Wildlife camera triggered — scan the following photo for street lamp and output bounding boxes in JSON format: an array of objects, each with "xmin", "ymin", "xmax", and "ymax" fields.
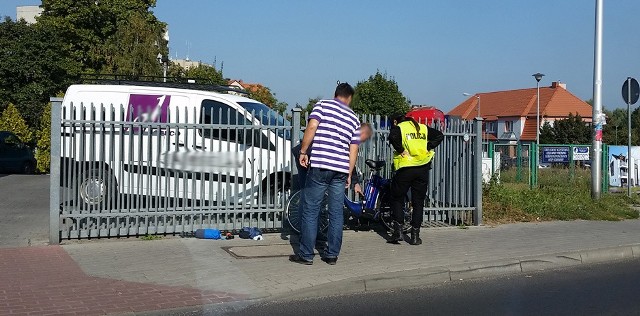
[
  {"xmin": 157, "ymin": 53, "xmax": 168, "ymax": 82},
  {"xmin": 532, "ymin": 73, "xmax": 545, "ymax": 171}
]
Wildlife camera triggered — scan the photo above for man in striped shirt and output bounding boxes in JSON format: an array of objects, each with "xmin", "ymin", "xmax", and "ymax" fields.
[{"xmin": 290, "ymin": 83, "xmax": 361, "ymax": 265}]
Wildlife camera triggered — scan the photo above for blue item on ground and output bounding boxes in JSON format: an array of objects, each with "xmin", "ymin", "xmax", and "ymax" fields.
[
  {"xmin": 194, "ymin": 228, "xmax": 221, "ymax": 240},
  {"xmin": 239, "ymin": 227, "xmax": 262, "ymax": 239}
]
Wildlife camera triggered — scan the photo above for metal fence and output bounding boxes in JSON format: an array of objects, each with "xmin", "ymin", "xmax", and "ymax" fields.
[{"xmin": 49, "ymin": 97, "xmax": 483, "ymax": 243}]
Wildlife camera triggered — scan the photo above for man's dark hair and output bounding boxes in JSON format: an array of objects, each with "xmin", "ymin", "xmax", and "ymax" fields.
[{"xmin": 334, "ymin": 83, "xmax": 355, "ymax": 98}]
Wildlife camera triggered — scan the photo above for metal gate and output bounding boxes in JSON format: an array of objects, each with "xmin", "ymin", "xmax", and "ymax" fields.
[{"xmin": 49, "ymin": 98, "xmax": 483, "ymax": 243}]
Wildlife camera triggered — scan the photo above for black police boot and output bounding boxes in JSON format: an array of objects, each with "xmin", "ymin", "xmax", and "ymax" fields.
[
  {"xmin": 388, "ymin": 221, "xmax": 403, "ymax": 244},
  {"xmin": 410, "ymin": 227, "xmax": 422, "ymax": 245}
]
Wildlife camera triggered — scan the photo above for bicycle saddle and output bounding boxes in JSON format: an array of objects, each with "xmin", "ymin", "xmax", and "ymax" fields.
[{"xmin": 365, "ymin": 159, "xmax": 386, "ymax": 170}]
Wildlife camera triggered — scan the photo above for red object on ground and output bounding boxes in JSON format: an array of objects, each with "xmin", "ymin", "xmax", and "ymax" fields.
[{"xmin": 406, "ymin": 106, "xmax": 445, "ymax": 127}]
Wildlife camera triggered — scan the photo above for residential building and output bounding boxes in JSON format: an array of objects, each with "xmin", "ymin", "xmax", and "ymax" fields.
[
  {"xmin": 448, "ymin": 82, "xmax": 592, "ymax": 144},
  {"xmin": 16, "ymin": 5, "xmax": 43, "ymax": 24},
  {"xmin": 171, "ymin": 58, "xmax": 211, "ymax": 70},
  {"xmin": 227, "ymin": 79, "xmax": 264, "ymax": 95}
]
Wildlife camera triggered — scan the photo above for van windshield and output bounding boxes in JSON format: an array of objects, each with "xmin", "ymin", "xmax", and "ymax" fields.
[{"xmin": 238, "ymin": 102, "xmax": 291, "ymax": 140}]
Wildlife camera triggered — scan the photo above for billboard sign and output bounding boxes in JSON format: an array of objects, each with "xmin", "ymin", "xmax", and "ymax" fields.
[{"xmin": 542, "ymin": 147, "xmax": 570, "ymax": 163}]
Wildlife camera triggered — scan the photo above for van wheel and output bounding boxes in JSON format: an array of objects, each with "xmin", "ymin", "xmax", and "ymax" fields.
[{"xmin": 75, "ymin": 166, "xmax": 118, "ymax": 210}]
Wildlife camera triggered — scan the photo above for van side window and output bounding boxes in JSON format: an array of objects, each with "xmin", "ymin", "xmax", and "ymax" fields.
[
  {"xmin": 200, "ymin": 99, "xmax": 249, "ymax": 142},
  {"xmin": 200, "ymin": 99, "xmax": 276, "ymax": 150}
]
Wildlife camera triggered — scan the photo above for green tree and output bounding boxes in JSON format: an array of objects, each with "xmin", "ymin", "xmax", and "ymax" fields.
[
  {"xmin": 605, "ymin": 107, "xmax": 640, "ymax": 146},
  {"xmin": 273, "ymin": 101, "xmax": 288, "ymax": 114},
  {"xmin": 351, "ymin": 71, "xmax": 410, "ymax": 116},
  {"xmin": 38, "ymin": 0, "xmax": 167, "ymax": 75},
  {"xmin": 0, "ymin": 18, "xmax": 79, "ymax": 126},
  {"xmin": 35, "ymin": 103, "xmax": 52, "ymax": 172},
  {"xmin": 539, "ymin": 122, "xmax": 555, "ymax": 144},
  {"xmin": 304, "ymin": 97, "xmax": 320, "ymax": 115},
  {"xmin": 184, "ymin": 64, "xmax": 225, "ymax": 85},
  {"xmin": 0, "ymin": 104, "xmax": 33, "ymax": 144},
  {"xmin": 102, "ymin": 11, "xmax": 164, "ymax": 77},
  {"xmin": 248, "ymin": 85, "xmax": 278, "ymax": 108},
  {"xmin": 543, "ymin": 113, "xmax": 591, "ymax": 144}
]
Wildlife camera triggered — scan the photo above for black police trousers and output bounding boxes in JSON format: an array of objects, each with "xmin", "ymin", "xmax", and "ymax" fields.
[{"xmin": 389, "ymin": 164, "xmax": 430, "ymax": 228}]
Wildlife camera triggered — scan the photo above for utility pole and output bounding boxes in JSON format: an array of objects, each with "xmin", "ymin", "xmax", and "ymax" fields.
[{"xmin": 591, "ymin": 0, "xmax": 604, "ymax": 199}]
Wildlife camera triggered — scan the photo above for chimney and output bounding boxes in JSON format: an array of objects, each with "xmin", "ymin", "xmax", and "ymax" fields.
[{"xmin": 551, "ymin": 81, "xmax": 567, "ymax": 89}]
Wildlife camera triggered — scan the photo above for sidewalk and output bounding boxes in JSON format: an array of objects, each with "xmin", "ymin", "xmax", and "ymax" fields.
[{"xmin": 2, "ymin": 220, "xmax": 640, "ymax": 315}]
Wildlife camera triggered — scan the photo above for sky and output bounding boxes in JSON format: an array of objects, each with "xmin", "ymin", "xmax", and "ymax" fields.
[{"xmin": 3, "ymin": 0, "xmax": 640, "ymax": 112}]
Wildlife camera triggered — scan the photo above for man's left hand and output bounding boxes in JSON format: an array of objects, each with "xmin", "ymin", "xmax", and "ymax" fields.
[{"xmin": 354, "ymin": 183, "xmax": 363, "ymax": 196}]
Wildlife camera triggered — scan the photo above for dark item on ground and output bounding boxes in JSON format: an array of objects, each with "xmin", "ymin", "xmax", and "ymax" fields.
[{"xmin": 239, "ymin": 227, "xmax": 262, "ymax": 239}]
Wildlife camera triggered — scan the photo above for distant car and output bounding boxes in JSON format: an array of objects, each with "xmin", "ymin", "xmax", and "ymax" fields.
[
  {"xmin": 539, "ymin": 164, "xmax": 551, "ymax": 169},
  {"xmin": 0, "ymin": 131, "xmax": 36, "ymax": 174}
]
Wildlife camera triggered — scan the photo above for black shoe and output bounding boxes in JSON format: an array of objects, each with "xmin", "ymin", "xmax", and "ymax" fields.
[
  {"xmin": 388, "ymin": 221, "xmax": 404, "ymax": 244},
  {"xmin": 289, "ymin": 254, "xmax": 313, "ymax": 265},
  {"xmin": 410, "ymin": 227, "xmax": 422, "ymax": 245},
  {"xmin": 321, "ymin": 257, "xmax": 338, "ymax": 265}
]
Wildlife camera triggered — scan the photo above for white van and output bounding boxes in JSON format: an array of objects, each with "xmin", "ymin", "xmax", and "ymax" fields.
[{"xmin": 60, "ymin": 84, "xmax": 292, "ymax": 210}]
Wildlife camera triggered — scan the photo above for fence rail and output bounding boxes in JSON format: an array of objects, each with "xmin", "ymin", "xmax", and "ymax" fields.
[{"xmin": 49, "ymin": 97, "xmax": 482, "ymax": 243}]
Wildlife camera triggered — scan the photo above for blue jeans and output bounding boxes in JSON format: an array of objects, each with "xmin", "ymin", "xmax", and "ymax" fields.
[
  {"xmin": 299, "ymin": 167, "xmax": 347, "ymax": 260},
  {"xmin": 295, "ymin": 160, "xmax": 327, "ymax": 244}
]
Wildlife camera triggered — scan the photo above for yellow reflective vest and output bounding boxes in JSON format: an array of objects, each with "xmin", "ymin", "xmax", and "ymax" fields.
[{"xmin": 393, "ymin": 121, "xmax": 435, "ymax": 170}]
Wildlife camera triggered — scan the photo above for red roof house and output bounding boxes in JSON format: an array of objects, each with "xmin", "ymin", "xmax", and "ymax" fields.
[{"xmin": 448, "ymin": 82, "xmax": 592, "ymax": 142}]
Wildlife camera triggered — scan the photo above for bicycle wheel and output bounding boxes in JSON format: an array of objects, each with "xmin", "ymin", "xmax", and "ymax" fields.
[
  {"xmin": 377, "ymin": 192, "xmax": 413, "ymax": 233},
  {"xmin": 285, "ymin": 190, "xmax": 330, "ymax": 235}
]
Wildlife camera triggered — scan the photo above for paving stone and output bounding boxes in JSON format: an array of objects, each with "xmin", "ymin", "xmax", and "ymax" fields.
[{"xmin": 3, "ymin": 220, "xmax": 640, "ymax": 314}]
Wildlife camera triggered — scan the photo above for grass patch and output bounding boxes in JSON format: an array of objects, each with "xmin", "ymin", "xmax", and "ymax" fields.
[{"xmin": 484, "ymin": 168, "xmax": 639, "ymax": 224}]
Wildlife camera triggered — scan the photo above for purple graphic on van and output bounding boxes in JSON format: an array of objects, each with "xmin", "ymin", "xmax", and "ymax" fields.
[{"xmin": 126, "ymin": 94, "xmax": 171, "ymax": 123}]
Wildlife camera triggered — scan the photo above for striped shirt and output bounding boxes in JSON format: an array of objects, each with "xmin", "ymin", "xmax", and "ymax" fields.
[{"xmin": 308, "ymin": 99, "xmax": 361, "ymax": 174}]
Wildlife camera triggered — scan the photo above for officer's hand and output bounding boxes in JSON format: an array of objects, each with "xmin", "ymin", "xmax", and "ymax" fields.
[{"xmin": 401, "ymin": 150, "xmax": 409, "ymax": 157}]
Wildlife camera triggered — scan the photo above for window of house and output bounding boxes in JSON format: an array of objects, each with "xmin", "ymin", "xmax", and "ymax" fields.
[
  {"xmin": 504, "ymin": 121, "xmax": 513, "ymax": 132},
  {"xmin": 486, "ymin": 122, "xmax": 497, "ymax": 132}
]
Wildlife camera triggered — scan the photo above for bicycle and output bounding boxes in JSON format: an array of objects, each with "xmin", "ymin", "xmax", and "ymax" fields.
[{"xmin": 285, "ymin": 159, "xmax": 413, "ymax": 234}]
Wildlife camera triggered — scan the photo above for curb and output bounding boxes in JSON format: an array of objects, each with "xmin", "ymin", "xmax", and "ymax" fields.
[{"xmin": 270, "ymin": 243, "xmax": 640, "ymax": 302}]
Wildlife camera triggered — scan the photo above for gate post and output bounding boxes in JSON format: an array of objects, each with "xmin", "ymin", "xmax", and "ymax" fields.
[
  {"xmin": 474, "ymin": 118, "xmax": 483, "ymax": 226},
  {"xmin": 291, "ymin": 107, "xmax": 302, "ymax": 191},
  {"xmin": 49, "ymin": 97, "xmax": 63, "ymax": 245}
]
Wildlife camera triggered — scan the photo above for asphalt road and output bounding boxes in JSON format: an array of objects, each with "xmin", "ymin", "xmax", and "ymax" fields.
[
  {"xmin": 0, "ymin": 174, "xmax": 50, "ymax": 247},
  {"xmin": 232, "ymin": 259, "xmax": 640, "ymax": 316}
]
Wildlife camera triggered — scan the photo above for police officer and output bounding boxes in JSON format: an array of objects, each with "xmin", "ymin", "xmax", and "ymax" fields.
[{"xmin": 388, "ymin": 114, "xmax": 444, "ymax": 245}]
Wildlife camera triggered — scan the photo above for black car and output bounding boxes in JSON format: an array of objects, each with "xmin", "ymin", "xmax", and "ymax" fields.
[{"xmin": 0, "ymin": 131, "xmax": 36, "ymax": 174}]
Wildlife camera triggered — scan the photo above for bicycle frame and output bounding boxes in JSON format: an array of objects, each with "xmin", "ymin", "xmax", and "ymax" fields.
[{"xmin": 343, "ymin": 169, "xmax": 390, "ymax": 218}]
